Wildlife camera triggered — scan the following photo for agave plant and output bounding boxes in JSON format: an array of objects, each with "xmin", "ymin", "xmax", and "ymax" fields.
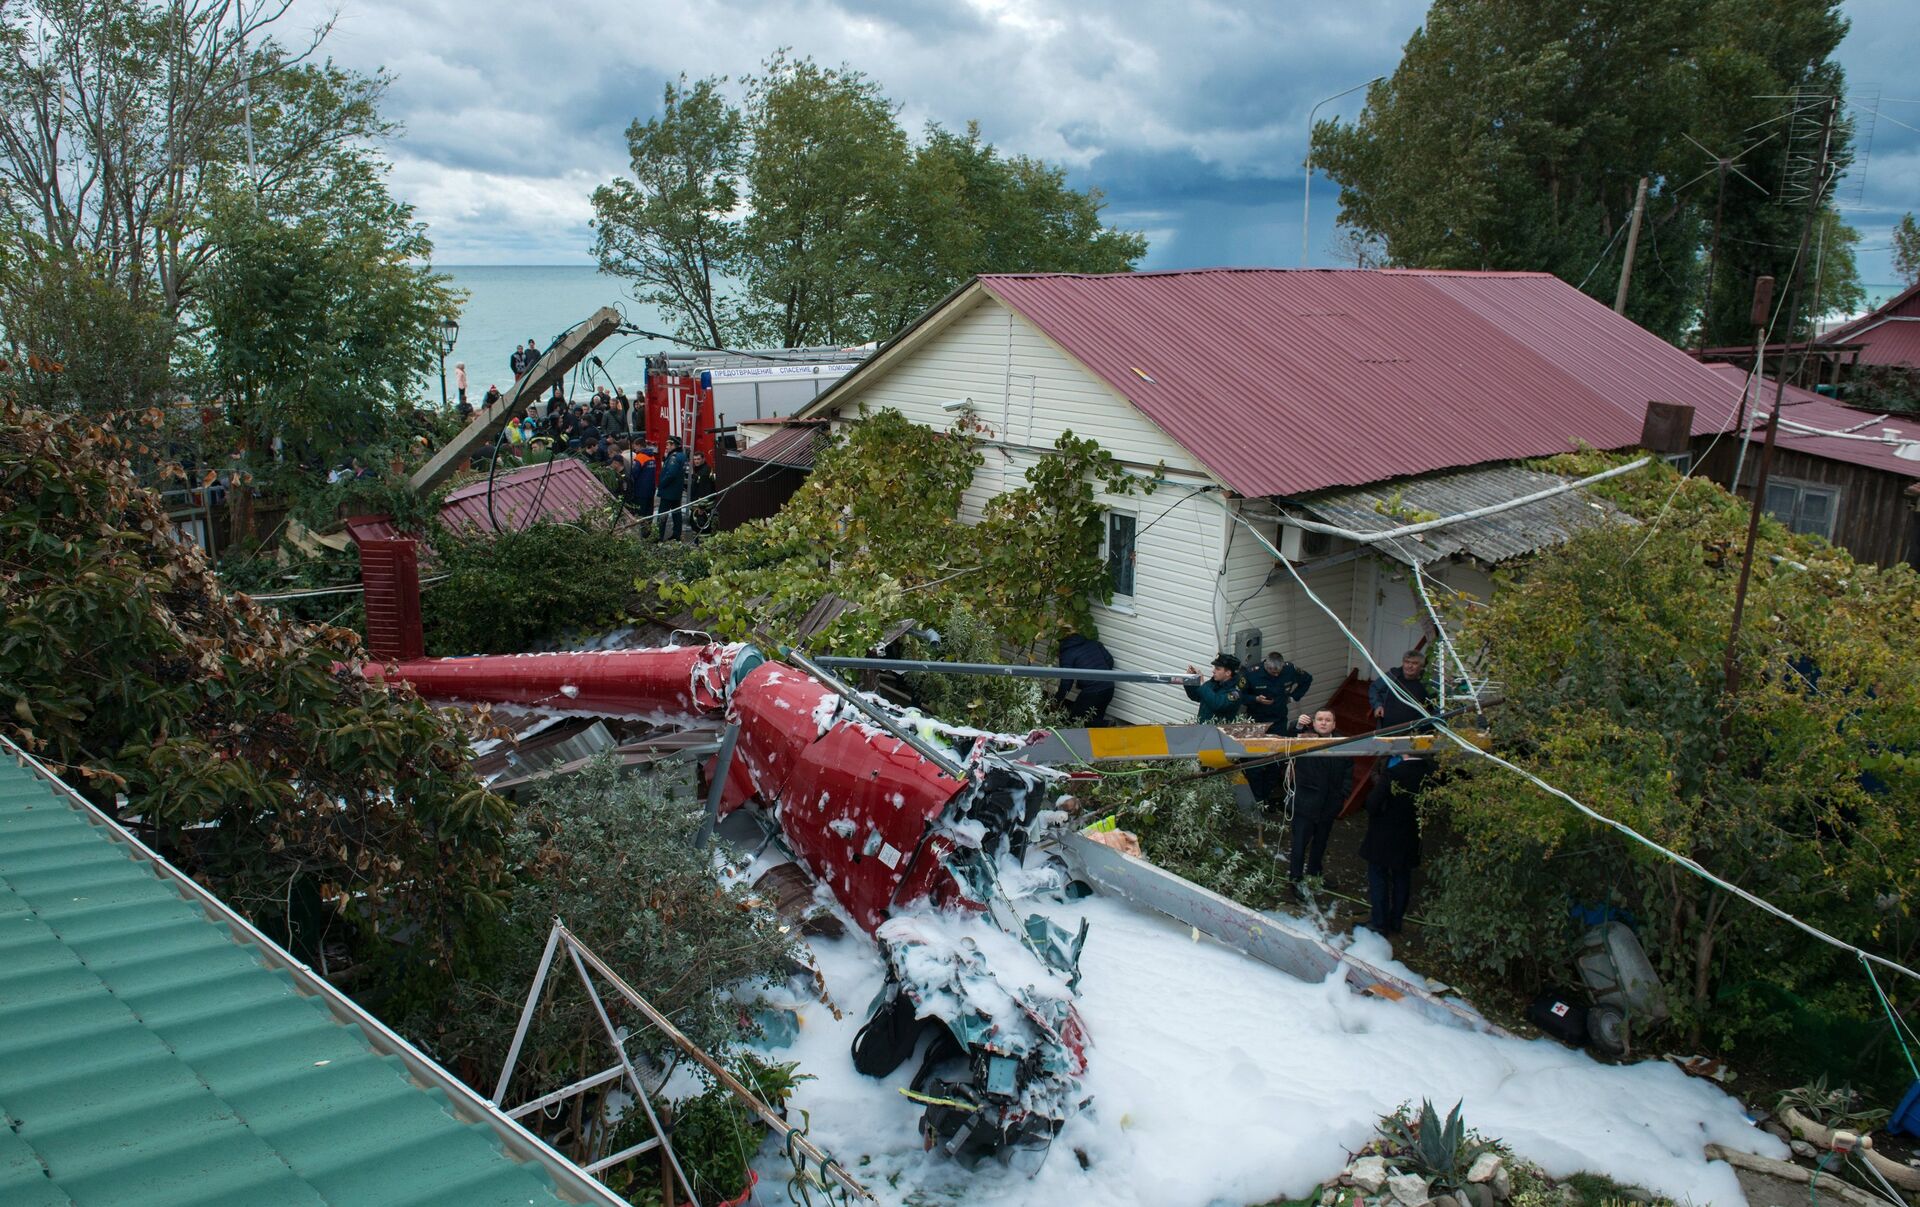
[
  {"xmin": 1778, "ymin": 1074, "xmax": 1890, "ymax": 1131},
  {"xmin": 1378, "ymin": 1099, "xmax": 1494, "ymax": 1191}
]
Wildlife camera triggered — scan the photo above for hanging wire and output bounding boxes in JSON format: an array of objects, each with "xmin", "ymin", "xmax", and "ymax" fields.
[{"xmin": 1218, "ymin": 497, "xmax": 1920, "ymax": 986}]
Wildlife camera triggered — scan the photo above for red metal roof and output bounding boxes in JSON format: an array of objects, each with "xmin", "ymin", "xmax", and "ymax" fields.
[
  {"xmin": 346, "ymin": 459, "xmax": 615, "ymax": 544},
  {"xmin": 735, "ymin": 423, "xmax": 824, "ymax": 469},
  {"xmin": 1823, "ymin": 281, "xmax": 1920, "ymax": 366},
  {"xmin": 1699, "ymin": 364, "xmax": 1920, "ymax": 481},
  {"xmin": 977, "ymin": 269, "xmax": 1749, "ymax": 496}
]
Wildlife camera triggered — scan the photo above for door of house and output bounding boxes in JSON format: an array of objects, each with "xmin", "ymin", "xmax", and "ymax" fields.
[{"xmin": 1365, "ymin": 559, "xmax": 1429, "ymax": 673}]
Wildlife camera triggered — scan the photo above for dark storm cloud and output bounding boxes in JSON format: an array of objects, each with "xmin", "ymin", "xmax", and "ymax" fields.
[{"xmin": 286, "ymin": 0, "xmax": 1912, "ymax": 288}]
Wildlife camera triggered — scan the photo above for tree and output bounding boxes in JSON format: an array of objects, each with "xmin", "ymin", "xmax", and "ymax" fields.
[
  {"xmin": 196, "ymin": 184, "xmax": 458, "ymax": 466},
  {"xmin": 1312, "ymin": 0, "xmax": 1853, "ymax": 345},
  {"xmin": 1420, "ymin": 453, "xmax": 1920, "ymax": 1073},
  {"xmin": 867, "ymin": 123, "xmax": 1147, "ymax": 336},
  {"xmin": 1895, "ymin": 212, "xmax": 1920, "ymax": 289},
  {"xmin": 0, "ymin": 0, "xmax": 390, "ymax": 312},
  {"xmin": 665, "ymin": 409, "xmax": 1154, "ymax": 698},
  {"xmin": 0, "ymin": 0, "xmax": 407, "ymax": 415},
  {"xmin": 591, "ymin": 76, "xmax": 744, "ymax": 348},
  {"xmin": 0, "ymin": 396, "xmax": 512, "ymax": 969},
  {"xmin": 736, "ymin": 52, "xmax": 910, "ymax": 348},
  {"xmin": 592, "ymin": 54, "xmax": 1147, "ymax": 349},
  {"xmin": 417, "ymin": 755, "xmax": 797, "ymax": 1162}
]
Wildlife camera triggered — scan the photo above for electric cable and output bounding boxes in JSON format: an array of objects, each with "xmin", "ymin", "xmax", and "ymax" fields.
[{"xmin": 1218, "ymin": 496, "xmax": 1920, "ymax": 985}]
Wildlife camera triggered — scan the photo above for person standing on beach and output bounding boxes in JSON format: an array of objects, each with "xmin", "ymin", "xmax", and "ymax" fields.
[{"xmin": 453, "ymin": 362, "xmax": 468, "ymax": 407}]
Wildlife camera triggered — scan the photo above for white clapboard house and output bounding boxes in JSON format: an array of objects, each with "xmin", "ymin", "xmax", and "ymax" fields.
[{"xmin": 779, "ymin": 268, "xmax": 1754, "ymax": 723}]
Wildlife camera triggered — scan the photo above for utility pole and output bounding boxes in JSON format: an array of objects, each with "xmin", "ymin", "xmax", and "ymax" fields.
[
  {"xmin": 1729, "ymin": 275, "xmax": 1773, "ymax": 491},
  {"xmin": 1723, "ymin": 96, "xmax": 1836, "ymax": 701},
  {"xmin": 1613, "ymin": 176, "xmax": 1650, "ymax": 314},
  {"xmin": 1302, "ymin": 76, "xmax": 1385, "ymax": 266}
]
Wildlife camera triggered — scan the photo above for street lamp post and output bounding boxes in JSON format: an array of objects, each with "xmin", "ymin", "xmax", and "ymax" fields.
[
  {"xmin": 437, "ymin": 317, "xmax": 460, "ymax": 411},
  {"xmin": 1302, "ymin": 75, "xmax": 1385, "ymax": 266}
]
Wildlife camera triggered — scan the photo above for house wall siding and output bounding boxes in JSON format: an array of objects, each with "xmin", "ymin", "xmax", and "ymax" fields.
[
  {"xmin": 1217, "ymin": 515, "xmax": 1361, "ymax": 714},
  {"xmin": 1692, "ymin": 436, "xmax": 1920, "ymax": 567}
]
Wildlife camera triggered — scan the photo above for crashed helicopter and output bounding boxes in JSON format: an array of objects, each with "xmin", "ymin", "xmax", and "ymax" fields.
[{"xmin": 366, "ymin": 640, "xmax": 1096, "ymax": 1166}]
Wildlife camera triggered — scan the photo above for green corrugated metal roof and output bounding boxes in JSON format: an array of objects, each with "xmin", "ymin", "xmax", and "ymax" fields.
[{"xmin": 0, "ymin": 755, "xmax": 597, "ymax": 1207}]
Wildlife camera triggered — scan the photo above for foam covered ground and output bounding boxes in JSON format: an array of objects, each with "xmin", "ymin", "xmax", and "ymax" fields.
[{"xmin": 753, "ymin": 894, "xmax": 1781, "ymax": 1206}]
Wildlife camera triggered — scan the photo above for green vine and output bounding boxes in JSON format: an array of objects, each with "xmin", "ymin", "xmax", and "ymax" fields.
[{"xmin": 664, "ymin": 408, "xmax": 1155, "ymax": 657}]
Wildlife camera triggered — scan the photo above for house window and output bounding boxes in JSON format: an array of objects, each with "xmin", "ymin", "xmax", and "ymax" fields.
[
  {"xmin": 1106, "ymin": 512, "xmax": 1137, "ymax": 597},
  {"xmin": 1762, "ymin": 478, "xmax": 1840, "ymax": 540},
  {"xmin": 1662, "ymin": 452, "xmax": 1694, "ymax": 474}
]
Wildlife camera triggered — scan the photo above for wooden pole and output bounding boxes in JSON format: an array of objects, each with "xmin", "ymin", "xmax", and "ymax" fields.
[
  {"xmin": 1724, "ymin": 98, "xmax": 1836, "ymax": 701},
  {"xmin": 1613, "ymin": 176, "xmax": 1650, "ymax": 314}
]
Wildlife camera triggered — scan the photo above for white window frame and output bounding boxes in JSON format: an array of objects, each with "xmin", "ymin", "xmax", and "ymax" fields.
[
  {"xmin": 1761, "ymin": 476, "xmax": 1841, "ymax": 540},
  {"xmin": 1101, "ymin": 509, "xmax": 1138, "ymax": 605},
  {"xmin": 1661, "ymin": 451, "xmax": 1694, "ymax": 474}
]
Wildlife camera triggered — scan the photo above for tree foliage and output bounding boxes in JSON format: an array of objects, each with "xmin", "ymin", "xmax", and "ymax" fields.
[
  {"xmin": 197, "ymin": 187, "xmax": 458, "ymax": 466},
  {"xmin": 1895, "ymin": 213, "xmax": 1920, "ymax": 289},
  {"xmin": 1311, "ymin": 0, "xmax": 1858, "ymax": 344},
  {"xmin": 668, "ymin": 408, "xmax": 1153, "ymax": 661},
  {"xmin": 421, "ymin": 515, "xmax": 681, "ymax": 657},
  {"xmin": 417, "ymin": 755, "xmax": 798, "ymax": 1159},
  {"xmin": 0, "ymin": 396, "xmax": 511, "ymax": 964},
  {"xmin": 593, "ymin": 54, "xmax": 1145, "ymax": 348},
  {"xmin": 0, "ymin": 0, "xmax": 447, "ymax": 439},
  {"xmin": 1420, "ymin": 454, "xmax": 1920, "ymax": 1071}
]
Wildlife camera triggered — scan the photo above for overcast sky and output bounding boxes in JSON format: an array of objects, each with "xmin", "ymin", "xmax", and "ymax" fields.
[{"xmin": 289, "ymin": 0, "xmax": 1918, "ymax": 289}]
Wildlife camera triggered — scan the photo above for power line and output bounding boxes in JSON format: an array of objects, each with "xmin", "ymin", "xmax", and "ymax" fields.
[{"xmin": 1216, "ymin": 494, "xmax": 1920, "ymax": 986}]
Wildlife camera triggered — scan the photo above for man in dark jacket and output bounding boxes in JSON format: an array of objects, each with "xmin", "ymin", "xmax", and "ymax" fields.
[
  {"xmin": 1360, "ymin": 754, "xmax": 1432, "ymax": 935},
  {"xmin": 1369, "ymin": 649, "xmax": 1431, "ymax": 731},
  {"xmin": 1241, "ymin": 651, "xmax": 1313, "ymax": 725},
  {"xmin": 1183, "ymin": 654, "xmax": 1243, "ymax": 722},
  {"xmin": 687, "ymin": 451, "xmax": 717, "ymax": 536},
  {"xmin": 510, "ymin": 338, "xmax": 539, "ymax": 380},
  {"xmin": 1285, "ymin": 708, "xmax": 1352, "ymax": 887},
  {"xmin": 623, "ymin": 447, "xmax": 658, "ymax": 521},
  {"xmin": 1056, "ymin": 634, "xmax": 1116, "ymax": 723},
  {"xmin": 655, "ymin": 436, "xmax": 687, "ymax": 541}
]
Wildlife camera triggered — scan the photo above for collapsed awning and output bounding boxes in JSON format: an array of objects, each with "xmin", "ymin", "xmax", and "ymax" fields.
[{"xmin": 1284, "ymin": 462, "xmax": 1631, "ymax": 566}]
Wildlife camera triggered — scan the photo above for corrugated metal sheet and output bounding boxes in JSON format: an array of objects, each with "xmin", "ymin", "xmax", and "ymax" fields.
[
  {"xmin": 440, "ymin": 459, "xmax": 616, "ymax": 533},
  {"xmin": 0, "ymin": 752, "xmax": 609, "ymax": 1207},
  {"xmin": 736, "ymin": 423, "xmax": 824, "ymax": 470},
  {"xmin": 1701, "ymin": 364, "xmax": 1920, "ymax": 481},
  {"xmin": 346, "ymin": 460, "xmax": 616, "ymax": 545},
  {"xmin": 1290, "ymin": 463, "xmax": 1629, "ymax": 566},
  {"xmin": 978, "ymin": 269, "xmax": 1748, "ymax": 496},
  {"xmin": 1823, "ymin": 281, "xmax": 1920, "ymax": 366}
]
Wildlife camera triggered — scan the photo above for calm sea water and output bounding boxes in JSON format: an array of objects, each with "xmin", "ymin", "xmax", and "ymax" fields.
[{"xmin": 428, "ymin": 265, "xmax": 673, "ymax": 404}]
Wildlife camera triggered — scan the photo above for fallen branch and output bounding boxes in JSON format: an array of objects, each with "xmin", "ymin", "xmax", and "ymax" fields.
[
  {"xmin": 1702, "ymin": 1144, "xmax": 1889, "ymax": 1207},
  {"xmin": 1778, "ymin": 1105, "xmax": 1920, "ymax": 1192}
]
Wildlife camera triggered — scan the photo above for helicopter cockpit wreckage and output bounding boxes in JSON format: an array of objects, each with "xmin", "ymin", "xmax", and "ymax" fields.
[{"xmin": 359, "ymin": 609, "xmax": 1495, "ymax": 1176}]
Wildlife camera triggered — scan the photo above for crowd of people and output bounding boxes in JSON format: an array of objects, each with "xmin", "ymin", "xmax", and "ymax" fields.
[
  {"xmin": 1183, "ymin": 646, "xmax": 1436, "ymax": 940},
  {"xmin": 443, "ymin": 340, "xmax": 722, "ymax": 541}
]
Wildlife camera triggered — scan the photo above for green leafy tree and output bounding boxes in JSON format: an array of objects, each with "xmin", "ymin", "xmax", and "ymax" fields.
[
  {"xmin": 0, "ymin": 396, "xmax": 511, "ymax": 968},
  {"xmin": 1894, "ymin": 212, "xmax": 1920, "ymax": 289},
  {"xmin": 866, "ymin": 123, "xmax": 1147, "ymax": 336},
  {"xmin": 1420, "ymin": 454, "xmax": 1920, "ymax": 1069},
  {"xmin": 196, "ymin": 187, "xmax": 459, "ymax": 467},
  {"xmin": 592, "ymin": 54, "xmax": 1147, "ymax": 348},
  {"xmin": 591, "ymin": 76, "xmax": 745, "ymax": 348},
  {"xmin": 737, "ymin": 52, "xmax": 911, "ymax": 347},
  {"xmin": 421, "ymin": 515, "xmax": 676, "ymax": 657},
  {"xmin": 1312, "ymin": 0, "xmax": 1853, "ymax": 344},
  {"xmin": 668, "ymin": 409, "xmax": 1153, "ymax": 664}
]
